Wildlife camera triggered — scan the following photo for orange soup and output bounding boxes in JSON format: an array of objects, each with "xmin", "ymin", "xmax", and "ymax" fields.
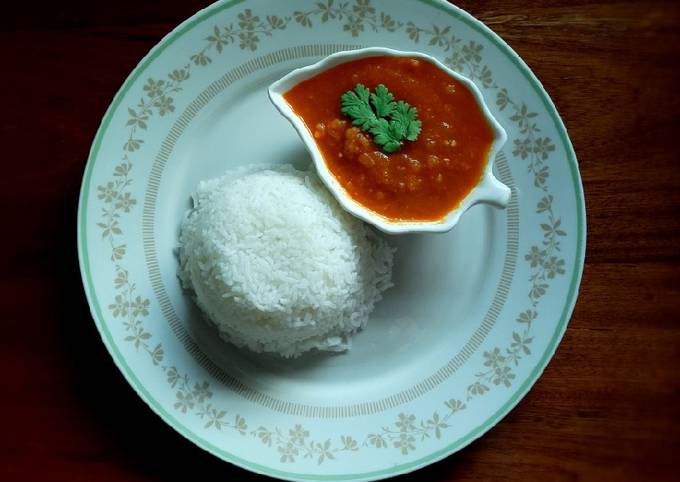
[{"xmin": 284, "ymin": 56, "xmax": 494, "ymax": 222}]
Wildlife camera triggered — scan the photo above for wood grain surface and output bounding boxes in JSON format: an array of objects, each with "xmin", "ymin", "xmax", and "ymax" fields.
[{"xmin": 2, "ymin": 1, "xmax": 679, "ymax": 480}]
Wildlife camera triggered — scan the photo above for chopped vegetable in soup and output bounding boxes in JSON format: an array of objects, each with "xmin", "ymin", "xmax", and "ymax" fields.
[{"xmin": 284, "ymin": 56, "xmax": 494, "ymax": 222}]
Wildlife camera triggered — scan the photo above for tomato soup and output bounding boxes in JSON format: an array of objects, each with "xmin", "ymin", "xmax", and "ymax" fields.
[{"xmin": 284, "ymin": 56, "xmax": 494, "ymax": 222}]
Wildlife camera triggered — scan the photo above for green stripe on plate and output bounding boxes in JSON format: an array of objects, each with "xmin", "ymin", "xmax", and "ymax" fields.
[{"xmin": 77, "ymin": 0, "xmax": 586, "ymax": 480}]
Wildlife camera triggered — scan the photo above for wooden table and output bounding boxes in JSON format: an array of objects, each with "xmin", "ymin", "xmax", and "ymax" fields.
[{"xmin": 2, "ymin": 1, "xmax": 679, "ymax": 480}]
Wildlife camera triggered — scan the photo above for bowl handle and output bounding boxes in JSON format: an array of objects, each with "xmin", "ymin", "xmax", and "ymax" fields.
[{"xmin": 477, "ymin": 173, "xmax": 511, "ymax": 208}]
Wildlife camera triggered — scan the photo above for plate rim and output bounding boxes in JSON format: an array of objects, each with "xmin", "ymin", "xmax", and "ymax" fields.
[{"xmin": 76, "ymin": 0, "xmax": 586, "ymax": 480}]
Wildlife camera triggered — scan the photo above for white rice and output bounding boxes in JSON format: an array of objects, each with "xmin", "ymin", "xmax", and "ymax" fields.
[{"xmin": 178, "ymin": 164, "xmax": 394, "ymax": 358}]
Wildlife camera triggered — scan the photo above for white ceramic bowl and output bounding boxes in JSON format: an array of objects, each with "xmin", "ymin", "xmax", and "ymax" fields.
[{"xmin": 268, "ymin": 47, "xmax": 510, "ymax": 234}]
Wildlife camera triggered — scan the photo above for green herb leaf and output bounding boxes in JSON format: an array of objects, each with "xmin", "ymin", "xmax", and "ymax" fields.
[
  {"xmin": 340, "ymin": 83, "xmax": 421, "ymax": 153},
  {"xmin": 370, "ymin": 84, "xmax": 396, "ymax": 118},
  {"xmin": 369, "ymin": 118, "xmax": 401, "ymax": 153},
  {"xmin": 340, "ymin": 84, "xmax": 376, "ymax": 130},
  {"xmin": 391, "ymin": 101, "xmax": 422, "ymax": 141}
]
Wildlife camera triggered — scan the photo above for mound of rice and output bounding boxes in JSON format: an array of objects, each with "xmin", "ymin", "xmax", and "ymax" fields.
[{"xmin": 178, "ymin": 164, "xmax": 394, "ymax": 358}]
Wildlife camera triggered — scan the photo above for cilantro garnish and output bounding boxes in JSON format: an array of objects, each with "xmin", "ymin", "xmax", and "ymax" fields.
[{"xmin": 340, "ymin": 84, "xmax": 422, "ymax": 153}]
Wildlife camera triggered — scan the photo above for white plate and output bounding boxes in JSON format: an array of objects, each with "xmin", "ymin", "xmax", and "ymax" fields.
[{"xmin": 77, "ymin": 1, "xmax": 585, "ymax": 480}]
